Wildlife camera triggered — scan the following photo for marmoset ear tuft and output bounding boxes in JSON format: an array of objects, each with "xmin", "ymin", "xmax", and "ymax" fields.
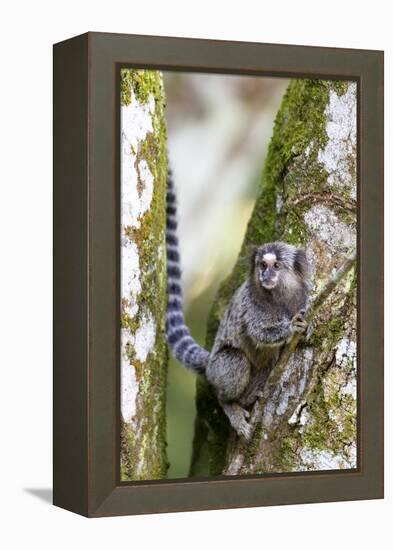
[
  {"xmin": 294, "ymin": 248, "xmax": 310, "ymax": 278},
  {"xmin": 247, "ymin": 245, "xmax": 259, "ymax": 274}
]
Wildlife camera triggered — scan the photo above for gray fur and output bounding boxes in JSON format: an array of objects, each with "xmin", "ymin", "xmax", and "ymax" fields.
[{"xmin": 166, "ymin": 173, "xmax": 311, "ymax": 439}]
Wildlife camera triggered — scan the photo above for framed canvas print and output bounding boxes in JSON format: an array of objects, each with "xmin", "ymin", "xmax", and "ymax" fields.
[{"xmin": 53, "ymin": 32, "xmax": 383, "ymax": 517}]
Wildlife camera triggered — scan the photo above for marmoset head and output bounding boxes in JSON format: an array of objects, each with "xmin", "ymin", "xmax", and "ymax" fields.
[{"xmin": 250, "ymin": 242, "xmax": 310, "ymax": 293}]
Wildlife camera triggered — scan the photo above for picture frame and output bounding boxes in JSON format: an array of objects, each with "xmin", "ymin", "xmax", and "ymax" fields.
[{"xmin": 53, "ymin": 32, "xmax": 383, "ymax": 517}]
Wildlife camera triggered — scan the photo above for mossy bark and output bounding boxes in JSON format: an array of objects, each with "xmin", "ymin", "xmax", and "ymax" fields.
[
  {"xmin": 190, "ymin": 79, "xmax": 357, "ymax": 476},
  {"xmin": 120, "ymin": 69, "xmax": 168, "ymax": 480}
]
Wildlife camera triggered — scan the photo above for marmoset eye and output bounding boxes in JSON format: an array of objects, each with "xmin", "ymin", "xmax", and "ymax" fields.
[{"xmin": 274, "ymin": 262, "xmax": 280, "ymax": 269}]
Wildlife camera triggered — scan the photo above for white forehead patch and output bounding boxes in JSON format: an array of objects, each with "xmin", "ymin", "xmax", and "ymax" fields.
[{"xmin": 263, "ymin": 253, "xmax": 276, "ymax": 262}]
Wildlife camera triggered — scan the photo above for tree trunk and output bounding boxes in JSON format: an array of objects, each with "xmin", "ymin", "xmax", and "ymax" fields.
[
  {"xmin": 191, "ymin": 79, "xmax": 357, "ymax": 476},
  {"xmin": 120, "ymin": 70, "xmax": 168, "ymax": 480}
]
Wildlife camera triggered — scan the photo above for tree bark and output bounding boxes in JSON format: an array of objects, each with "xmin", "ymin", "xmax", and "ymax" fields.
[
  {"xmin": 191, "ymin": 79, "xmax": 357, "ymax": 476},
  {"xmin": 120, "ymin": 70, "xmax": 168, "ymax": 480}
]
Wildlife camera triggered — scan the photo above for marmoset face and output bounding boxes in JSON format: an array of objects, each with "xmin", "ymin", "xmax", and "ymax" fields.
[
  {"xmin": 257, "ymin": 252, "xmax": 281, "ymax": 290},
  {"xmin": 252, "ymin": 242, "xmax": 309, "ymax": 294},
  {"xmin": 253, "ymin": 242, "xmax": 299, "ymax": 291}
]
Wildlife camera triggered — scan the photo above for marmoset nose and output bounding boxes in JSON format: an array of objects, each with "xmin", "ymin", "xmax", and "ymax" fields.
[{"xmin": 264, "ymin": 267, "xmax": 275, "ymax": 281}]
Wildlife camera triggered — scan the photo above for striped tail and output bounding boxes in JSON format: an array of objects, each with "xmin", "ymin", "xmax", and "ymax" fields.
[{"xmin": 166, "ymin": 169, "xmax": 209, "ymax": 375}]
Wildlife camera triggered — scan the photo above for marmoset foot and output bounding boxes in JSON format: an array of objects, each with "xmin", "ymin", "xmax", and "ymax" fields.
[{"xmin": 221, "ymin": 402, "xmax": 253, "ymax": 441}]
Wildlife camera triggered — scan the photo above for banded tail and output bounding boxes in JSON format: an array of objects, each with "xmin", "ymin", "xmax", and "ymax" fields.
[{"xmin": 166, "ymin": 169, "xmax": 209, "ymax": 374}]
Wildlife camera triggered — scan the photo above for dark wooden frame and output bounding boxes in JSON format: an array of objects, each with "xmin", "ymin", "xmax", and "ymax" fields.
[{"xmin": 53, "ymin": 32, "xmax": 384, "ymax": 517}]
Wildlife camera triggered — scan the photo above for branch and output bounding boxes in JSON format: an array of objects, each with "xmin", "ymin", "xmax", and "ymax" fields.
[{"xmin": 224, "ymin": 252, "xmax": 356, "ymax": 475}]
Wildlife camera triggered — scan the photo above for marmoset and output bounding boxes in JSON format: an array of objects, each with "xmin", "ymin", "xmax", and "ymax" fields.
[{"xmin": 166, "ymin": 171, "xmax": 311, "ymax": 439}]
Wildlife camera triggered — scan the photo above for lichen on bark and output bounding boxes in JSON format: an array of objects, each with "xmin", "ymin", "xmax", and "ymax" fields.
[
  {"xmin": 191, "ymin": 79, "xmax": 357, "ymax": 476},
  {"xmin": 120, "ymin": 69, "xmax": 168, "ymax": 480}
]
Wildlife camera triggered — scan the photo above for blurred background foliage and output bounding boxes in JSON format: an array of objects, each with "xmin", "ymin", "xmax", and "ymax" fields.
[{"xmin": 163, "ymin": 72, "xmax": 290, "ymax": 478}]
